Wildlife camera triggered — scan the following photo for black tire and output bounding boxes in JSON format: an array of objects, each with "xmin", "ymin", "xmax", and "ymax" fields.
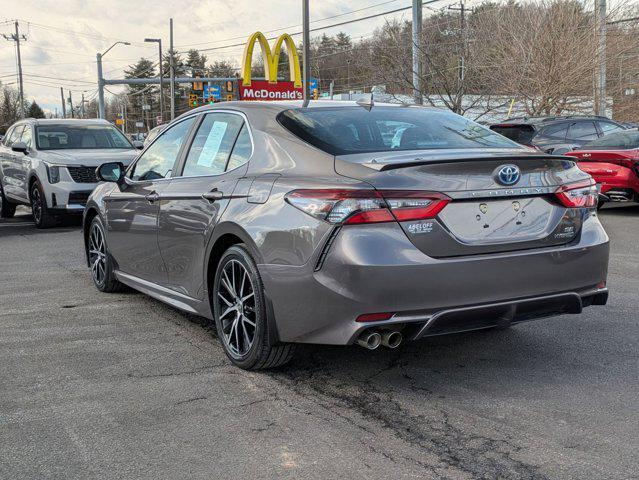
[
  {"xmin": 88, "ymin": 216, "xmax": 124, "ymax": 293},
  {"xmin": 30, "ymin": 180, "xmax": 56, "ymax": 228},
  {"xmin": 212, "ymin": 244, "xmax": 295, "ymax": 370},
  {"xmin": 0, "ymin": 181, "xmax": 17, "ymax": 218}
]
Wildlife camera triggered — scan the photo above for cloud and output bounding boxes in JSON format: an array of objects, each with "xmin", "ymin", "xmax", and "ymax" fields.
[{"xmin": 1, "ymin": 0, "xmax": 410, "ymax": 111}]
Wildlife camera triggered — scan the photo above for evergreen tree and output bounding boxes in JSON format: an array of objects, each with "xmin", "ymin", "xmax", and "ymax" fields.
[{"xmin": 27, "ymin": 100, "xmax": 45, "ymax": 119}]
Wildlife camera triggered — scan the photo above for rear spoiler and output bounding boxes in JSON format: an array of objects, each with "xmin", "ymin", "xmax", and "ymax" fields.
[{"xmin": 365, "ymin": 154, "xmax": 572, "ymax": 172}]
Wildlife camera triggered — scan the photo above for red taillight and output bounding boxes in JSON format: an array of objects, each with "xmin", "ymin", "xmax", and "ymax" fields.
[
  {"xmin": 356, "ymin": 312, "xmax": 394, "ymax": 322},
  {"xmin": 555, "ymin": 179, "xmax": 598, "ymax": 208},
  {"xmin": 285, "ymin": 189, "xmax": 450, "ymax": 225}
]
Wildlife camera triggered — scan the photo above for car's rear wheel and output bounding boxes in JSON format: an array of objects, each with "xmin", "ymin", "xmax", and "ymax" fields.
[
  {"xmin": 212, "ymin": 244, "xmax": 295, "ymax": 370},
  {"xmin": 88, "ymin": 216, "xmax": 124, "ymax": 293},
  {"xmin": 0, "ymin": 182, "xmax": 16, "ymax": 218},
  {"xmin": 30, "ymin": 180, "xmax": 56, "ymax": 228}
]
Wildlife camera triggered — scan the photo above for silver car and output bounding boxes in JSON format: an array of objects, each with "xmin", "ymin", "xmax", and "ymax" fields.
[
  {"xmin": 83, "ymin": 101, "xmax": 609, "ymax": 370},
  {"xmin": 0, "ymin": 119, "xmax": 139, "ymax": 227}
]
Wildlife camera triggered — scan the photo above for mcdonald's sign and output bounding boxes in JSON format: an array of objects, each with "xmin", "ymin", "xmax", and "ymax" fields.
[{"xmin": 239, "ymin": 32, "xmax": 303, "ymax": 101}]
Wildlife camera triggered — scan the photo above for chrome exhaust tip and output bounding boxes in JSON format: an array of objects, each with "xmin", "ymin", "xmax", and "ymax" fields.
[
  {"xmin": 357, "ymin": 331, "xmax": 382, "ymax": 350},
  {"xmin": 380, "ymin": 330, "xmax": 402, "ymax": 349}
]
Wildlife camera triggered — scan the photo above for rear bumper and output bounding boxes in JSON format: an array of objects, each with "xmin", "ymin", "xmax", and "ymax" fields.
[{"xmin": 259, "ymin": 213, "xmax": 609, "ymax": 345}]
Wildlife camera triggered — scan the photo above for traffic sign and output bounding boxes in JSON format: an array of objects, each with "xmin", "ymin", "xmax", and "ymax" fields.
[
  {"xmin": 135, "ymin": 121, "xmax": 144, "ymax": 128},
  {"xmin": 309, "ymin": 78, "xmax": 318, "ymax": 93},
  {"xmin": 204, "ymin": 84, "xmax": 221, "ymax": 100},
  {"xmin": 115, "ymin": 118, "xmax": 124, "ymax": 125},
  {"xmin": 142, "ymin": 105, "xmax": 151, "ymax": 111}
]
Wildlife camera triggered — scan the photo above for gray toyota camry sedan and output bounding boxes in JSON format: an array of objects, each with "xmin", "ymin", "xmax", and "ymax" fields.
[{"xmin": 83, "ymin": 101, "xmax": 609, "ymax": 370}]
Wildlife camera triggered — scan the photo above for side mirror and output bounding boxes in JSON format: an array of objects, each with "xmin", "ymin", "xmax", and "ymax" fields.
[
  {"xmin": 132, "ymin": 140, "xmax": 144, "ymax": 150},
  {"xmin": 96, "ymin": 162, "xmax": 124, "ymax": 184},
  {"xmin": 11, "ymin": 141, "xmax": 28, "ymax": 154}
]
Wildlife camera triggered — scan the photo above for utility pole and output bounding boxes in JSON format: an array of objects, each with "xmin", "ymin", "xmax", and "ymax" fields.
[
  {"xmin": 81, "ymin": 93, "xmax": 85, "ymax": 118},
  {"xmin": 68, "ymin": 90, "xmax": 74, "ymax": 118},
  {"xmin": 2, "ymin": 21, "xmax": 27, "ymax": 117},
  {"xmin": 449, "ymin": 0, "xmax": 469, "ymax": 113},
  {"xmin": 60, "ymin": 87, "xmax": 66, "ymax": 118},
  {"xmin": 596, "ymin": 0, "xmax": 607, "ymax": 116},
  {"xmin": 169, "ymin": 18, "xmax": 176, "ymax": 120},
  {"xmin": 302, "ymin": 0, "xmax": 310, "ymax": 107},
  {"xmin": 412, "ymin": 0, "xmax": 423, "ymax": 105},
  {"xmin": 97, "ymin": 53, "xmax": 105, "ymax": 118}
]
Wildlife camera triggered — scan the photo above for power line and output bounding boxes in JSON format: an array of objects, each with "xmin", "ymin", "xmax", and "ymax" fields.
[
  {"xmin": 193, "ymin": 1, "xmax": 447, "ymax": 53},
  {"xmin": 176, "ymin": 0, "xmax": 403, "ymax": 48}
]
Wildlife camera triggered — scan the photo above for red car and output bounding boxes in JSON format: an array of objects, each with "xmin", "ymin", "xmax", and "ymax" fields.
[{"xmin": 565, "ymin": 130, "xmax": 639, "ymax": 205}]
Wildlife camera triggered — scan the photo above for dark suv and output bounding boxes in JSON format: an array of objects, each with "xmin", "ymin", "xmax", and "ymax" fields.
[{"xmin": 490, "ymin": 116, "xmax": 626, "ymax": 155}]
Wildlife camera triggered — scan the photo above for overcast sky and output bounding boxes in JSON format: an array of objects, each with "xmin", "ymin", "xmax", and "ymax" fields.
[{"xmin": 0, "ymin": 0, "xmax": 423, "ymax": 113}]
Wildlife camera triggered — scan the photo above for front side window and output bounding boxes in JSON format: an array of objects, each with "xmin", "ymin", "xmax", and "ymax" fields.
[
  {"xmin": 181, "ymin": 113, "xmax": 244, "ymax": 177},
  {"xmin": 20, "ymin": 126, "xmax": 33, "ymax": 148},
  {"xmin": 129, "ymin": 117, "xmax": 196, "ymax": 181},
  {"xmin": 579, "ymin": 131, "xmax": 639, "ymax": 150},
  {"xmin": 567, "ymin": 121, "xmax": 598, "ymax": 141},
  {"xmin": 36, "ymin": 124, "xmax": 132, "ymax": 150},
  {"xmin": 279, "ymin": 107, "xmax": 520, "ymax": 156},
  {"xmin": 5, "ymin": 126, "xmax": 23, "ymax": 147}
]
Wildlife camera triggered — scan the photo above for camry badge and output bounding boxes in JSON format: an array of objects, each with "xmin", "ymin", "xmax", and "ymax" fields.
[{"xmin": 496, "ymin": 165, "xmax": 521, "ymax": 186}]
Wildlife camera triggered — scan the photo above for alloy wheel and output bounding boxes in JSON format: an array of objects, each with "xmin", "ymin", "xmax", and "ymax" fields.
[
  {"xmin": 31, "ymin": 186, "xmax": 42, "ymax": 224},
  {"xmin": 88, "ymin": 222, "xmax": 107, "ymax": 287},
  {"xmin": 216, "ymin": 259, "xmax": 256, "ymax": 358}
]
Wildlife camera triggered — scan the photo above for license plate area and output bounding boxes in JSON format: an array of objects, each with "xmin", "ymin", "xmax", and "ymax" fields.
[{"xmin": 438, "ymin": 197, "xmax": 558, "ymax": 244}]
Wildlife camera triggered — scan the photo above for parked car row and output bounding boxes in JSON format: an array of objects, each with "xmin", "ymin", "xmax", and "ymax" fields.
[{"xmin": 489, "ymin": 115, "xmax": 626, "ymax": 155}]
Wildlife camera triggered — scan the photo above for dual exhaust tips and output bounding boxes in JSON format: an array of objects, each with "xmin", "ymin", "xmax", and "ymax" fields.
[{"xmin": 357, "ymin": 330, "xmax": 402, "ymax": 350}]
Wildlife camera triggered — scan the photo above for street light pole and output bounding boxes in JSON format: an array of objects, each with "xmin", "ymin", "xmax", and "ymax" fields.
[
  {"xmin": 302, "ymin": 0, "xmax": 310, "ymax": 107},
  {"xmin": 96, "ymin": 41, "xmax": 131, "ymax": 119},
  {"xmin": 169, "ymin": 18, "xmax": 176, "ymax": 120},
  {"xmin": 145, "ymin": 38, "xmax": 164, "ymax": 123}
]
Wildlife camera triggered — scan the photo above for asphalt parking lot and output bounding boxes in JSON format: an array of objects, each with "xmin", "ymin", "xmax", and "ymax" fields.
[{"xmin": 0, "ymin": 205, "xmax": 637, "ymax": 480}]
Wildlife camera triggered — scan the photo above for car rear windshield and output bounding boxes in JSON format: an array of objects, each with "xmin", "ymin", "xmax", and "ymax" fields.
[
  {"xmin": 489, "ymin": 124, "xmax": 536, "ymax": 144},
  {"xmin": 578, "ymin": 130, "xmax": 639, "ymax": 150},
  {"xmin": 277, "ymin": 107, "xmax": 520, "ymax": 155},
  {"xmin": 36, "ymin": 124, "xmax": 133, "ymax": 150}
]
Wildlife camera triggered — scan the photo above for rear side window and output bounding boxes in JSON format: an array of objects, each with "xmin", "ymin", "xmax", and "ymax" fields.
[
  {"xmin": 181, "ymin": 113, "xmax": 245, "ymax": 177},
  {"xmin": 279, "ymin": 107, "xmax": 519, "ymax": 155},
  {"xmin": 227, "ymin": 125, "xmax": 252, "ymax": 171},
  {"xmin": 489, "ymin": 125, "xmax": 536, "ymax": 144},
  {"xmin": 541, "ymin": 123, "xmax": 569, "ymax": 140},
  {"xmin": 597, "ymin": 121, "xmax": 624, "ymax": 135},
  {"xmin": 567, "ymin": 121, "xmax": 598, "ymax": 141}
]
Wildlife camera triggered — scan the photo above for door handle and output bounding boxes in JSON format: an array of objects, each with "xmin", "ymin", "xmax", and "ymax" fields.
[
  {"xmin": 145, "ymin": 191, "xmax": 160, "ymax": 203},
  {"xmin": 202, "ymin": 189, "xmax": 224, "ymax": 202}
]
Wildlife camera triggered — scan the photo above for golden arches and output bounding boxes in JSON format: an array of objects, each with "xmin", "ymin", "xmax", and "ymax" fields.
[{"xmin": 241, "ymin": 32, "xmax": 302, "ymax": 88}]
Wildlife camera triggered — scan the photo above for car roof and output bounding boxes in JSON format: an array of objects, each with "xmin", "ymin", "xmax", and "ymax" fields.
[
  {"xmin": 495, "ymin": 115, "xmax": 615, "ymax": 126},
  {"xmin": 182, "ymin": 100, "xmax": 439, "ymax": 118},
  {"xmin": 20, "ymin": 118, "xmax": 112, "ymax": 126}
]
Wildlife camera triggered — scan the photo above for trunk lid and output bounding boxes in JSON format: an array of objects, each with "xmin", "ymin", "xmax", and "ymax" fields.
[
  {"xmin": 566, "ymin": 149, "xmax": 639, "ymax": 171},
  {"xmin": 335, "ymin": 149, "xmax": 588, "ymax": 257}
]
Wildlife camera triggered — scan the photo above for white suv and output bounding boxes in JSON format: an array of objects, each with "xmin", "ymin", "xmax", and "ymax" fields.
[{"xmin": 0, "ymin": 119, "xmax": 140, "ymax": 228}]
